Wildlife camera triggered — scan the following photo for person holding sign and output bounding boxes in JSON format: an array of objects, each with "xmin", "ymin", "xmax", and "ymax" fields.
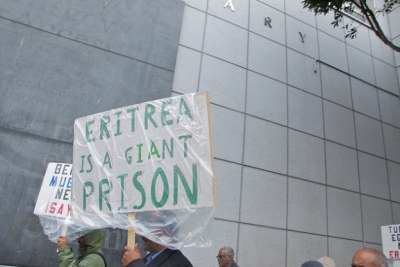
[
  {"xmin": 57, "ymin": 229, "xmax": 107, "ymax": 267},
  {"xmin": 122, "ymin": 211, "xmax": 193, "ymax": 267},
  {"xmin": 122, "ymin": 235, "xmax": 192, "ymax": 267},
  {"xmin": 71, "ymin": 92, "xmax": 216, "ymax": 251},
  {"xmin": 351, "ymin": 248, "xmax": 388, "ymax": 267},
  {"xmin": 71, "ymin": 93, "xmax": 215, "ymax": 265}
]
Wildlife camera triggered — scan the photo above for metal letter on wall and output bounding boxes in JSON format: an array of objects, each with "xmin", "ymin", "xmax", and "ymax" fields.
[
  {"xmin": 264, "ymin": 16, "xmax": 272, "ymax": 28},
  {"xmin": 298, "ymin": 32, "xmax": 306, "ymax": 43},
  {"xmin": 224, "ymin": 0, "xmax": 235, "ymax": 11}
]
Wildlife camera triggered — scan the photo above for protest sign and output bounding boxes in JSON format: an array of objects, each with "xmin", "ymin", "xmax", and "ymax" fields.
[
  {"xmin": 382, "ymin": 224, "xmax": 400, "ymax": 261},
  {"xmin": 71, "ymin": 92, "xmax": 215, "ymax": 247},
  {"xmin": 34, "ymin": 163, "xmax": 86, "ymax": 243},
  {"xmin": 34, "ymin": 163, "xmax": 73, "ymax": 218}
]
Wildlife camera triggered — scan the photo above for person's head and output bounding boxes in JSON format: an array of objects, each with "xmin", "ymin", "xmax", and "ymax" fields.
[
  {"xmin": 301, "ymin": 257, "xmax": 336, "ymax": 267},
  {"xmin": 352, "ymin": 248, "xmax": 388, "ymax": 267},
  {"xmin": 141, "ymin": 235, "xmax": 166, "ymax": 253},
  {"xmin": 301, "ymin": 260, "xmax": 323, "ymax": 267},
  {"xmin": 217, "ymin": 246, "xmax": 235, "ymax": 267},
  {"xmin": 136, "ymin": 211, "xmax": 178, "ymax": 243},
  {"xmin": 77, "ymin": 229, "xmax": 104, "ymax": 255}
]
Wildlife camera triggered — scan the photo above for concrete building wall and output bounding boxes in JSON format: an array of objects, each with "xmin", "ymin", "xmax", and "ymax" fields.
[
  {"xmin": 0, "ymin": 0, "xmax": 399, "ymax": 266},
  {"xmin": 0, "ymin": 0, "xmax": 184, "ymax": 266},
  {"xmin": 175, "ymin": 1, "xmax": 400, "ymax": 267}
]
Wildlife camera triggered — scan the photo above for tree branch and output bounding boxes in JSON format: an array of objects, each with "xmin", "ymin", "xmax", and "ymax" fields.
[
  {"xmin": 302, "ymin": 0, "xmax": 400, "ymax": 52},
  {"xmin": 357, "ymin": 0, "xmax": 400, "ymax": 52}
]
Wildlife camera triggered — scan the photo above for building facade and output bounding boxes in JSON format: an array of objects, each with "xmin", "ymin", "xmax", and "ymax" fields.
[
  {"xmin": 177, "ymin": 1, "xmax": 400, "ymax": 267},
  {"xmin": 0, "ymin": 0, "xmax": 399, "ymax": 266}
]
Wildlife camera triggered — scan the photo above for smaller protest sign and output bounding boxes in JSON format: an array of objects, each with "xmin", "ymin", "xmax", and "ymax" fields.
[
  {"xmin": 34, "ymin": 163, "xmax": 73, "ymax": 218},
  {"xmin": 34, "ymin": 163, "xmax": 87, "ymax": 243},
  {"xmin": 381, "ymin": 224, "xmax": 400, "ymax": 267}
]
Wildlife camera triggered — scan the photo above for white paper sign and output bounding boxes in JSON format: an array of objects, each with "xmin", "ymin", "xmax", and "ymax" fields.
[
  {"xmin": 382, "ymin": 224, "xmax": 400, "ymax": 260},
  {"xmin": 72, "ymin": 92, "xmax": 215, "ymax": 216},
  {"xmin": 34, "ymin": 163, "xmax": 73, "ymax": 218}
]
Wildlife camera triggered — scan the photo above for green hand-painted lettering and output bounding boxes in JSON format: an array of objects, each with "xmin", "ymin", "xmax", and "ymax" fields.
[
  {"xmin": 133, "ymin": 171, "xmax": 146, "ymax": 209},
  {"xmin": 99, "ymin": 179, "xmax": 112, "ymax": 211},
  {"xmin": 83, "ymin": 182, "xmax": 94, "ymax": 211},
  {"xmin": 100, "ymin": 116, "xmax": 110, "ymax": 140},
  {"xmin": 174, "ymin": 164, "xmax": 198, "ymax": 205},
  {"xmin": 151, "ymin": 167, "xmax": 169, "ymax": 208},
  {"xmin": 117, "ymin": 174, "xmax": 128, "ymax": 211},
  {"xmin": 85, "ymin": 120, "xmax": 95, "ymax": 143},
  {"xmin": 145, "ymin": 104, "xmax": 157, "ymax": 130},
  {"xmin": 161, "ymin": 99, "xmax": 173, "ymax": 126}
]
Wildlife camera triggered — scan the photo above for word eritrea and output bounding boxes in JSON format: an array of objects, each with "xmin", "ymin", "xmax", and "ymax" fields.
[
  {"xmin": 84, "ymin": 98, "xmax": 193, "ymax": 144},
  {"xmin": 82, "ymin": 163, "xmax": 198, "ymax": 212}
]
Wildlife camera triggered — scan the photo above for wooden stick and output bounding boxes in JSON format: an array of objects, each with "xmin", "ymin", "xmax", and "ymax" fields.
[
  {"xmin": 205, "ymin": 91, "xmax": 216, "ymax": 207},
  {"xmin": 61, "ymin": 216, "xmax": 70, "ymax": 236},
  {"xmin": 127, "ymin": 212, "xmax": 136, "ymax": 248}
]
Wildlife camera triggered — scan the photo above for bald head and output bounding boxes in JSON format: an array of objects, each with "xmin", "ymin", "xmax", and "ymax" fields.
[{"xmin": 352, "ymin": 248, "xmax": 387, "ymax": 267}]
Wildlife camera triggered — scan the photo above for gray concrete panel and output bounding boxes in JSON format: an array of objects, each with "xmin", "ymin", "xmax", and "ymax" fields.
[
  {"xmin": 0, "ymin": 128, "xmax": 72, "ymax": 266},
  {"xmin": 0, "ymin": 19, "xmax": 175, "ymax": 143},
  {"xmin": 0, "ymin": 0, "xmax": 184, "ymax": 71},
  {"xmin": 0, "ymin": 1, "xmax": 184, "ymax": 265}
]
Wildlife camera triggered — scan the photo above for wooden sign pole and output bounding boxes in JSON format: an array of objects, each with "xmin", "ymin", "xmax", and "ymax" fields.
[
  {"xmin": 127, "ymin": 213, "xmax": 136, "ymax": 248},
  {"xmin": 206, "ymin": 92, "xmax": 216, "ymax": 207}
]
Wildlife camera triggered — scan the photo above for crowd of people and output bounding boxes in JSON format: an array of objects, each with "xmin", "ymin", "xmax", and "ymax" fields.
[
  {"xmin": 56, "ymin": 229, "xmax": 239, "ymax": 267},
  {"xmin": 56, "ymin": 229, "xmax": 389, "ymax": 267}
]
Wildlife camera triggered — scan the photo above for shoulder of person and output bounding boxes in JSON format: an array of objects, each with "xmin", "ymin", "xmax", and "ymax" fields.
[
  {"xmin": 126, "ymin": 258, "xmax": 146, "ymax": 267},
  {"xmin": 80, "ymin": 252, "xmax": 106, "ymax": 267},
  {"xmin": 165, "ymin": 249, "xmax": 193, "ymax": 266}
]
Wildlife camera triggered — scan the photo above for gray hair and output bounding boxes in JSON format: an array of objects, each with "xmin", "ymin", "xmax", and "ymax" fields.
[{"xmin": 220, "ymin": 246, "xmax": 235, "ymax": 258}]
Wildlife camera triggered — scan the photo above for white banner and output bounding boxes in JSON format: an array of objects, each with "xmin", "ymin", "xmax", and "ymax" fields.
[{"xmin": 72, "ymin": 92, "xmax": 215, "ymax": 216}]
